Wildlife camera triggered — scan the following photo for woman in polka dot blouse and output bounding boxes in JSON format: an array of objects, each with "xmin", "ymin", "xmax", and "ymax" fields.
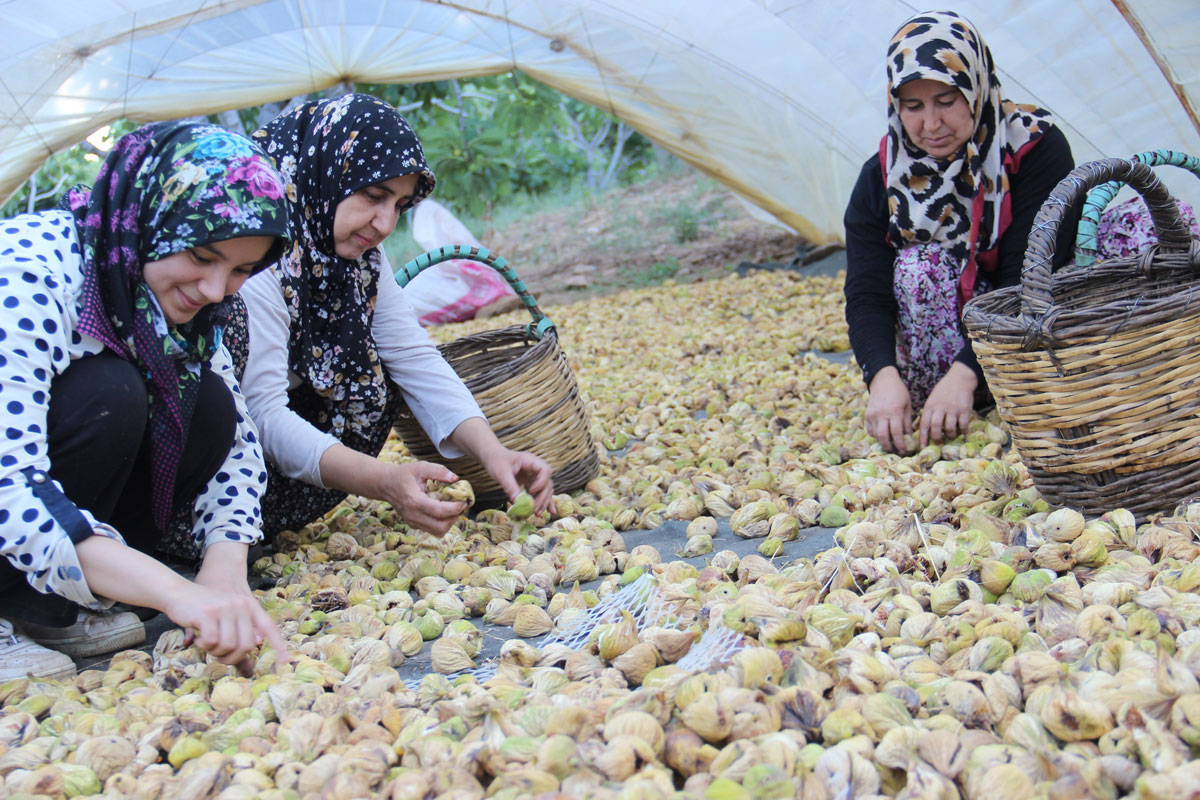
[
  {"xmin": 0, "ymin": 122, "xmax": 292, "ymax": 680},
  {"xmin": 213, "ymin": 94, "xmax": 554, "ymax": 543}
]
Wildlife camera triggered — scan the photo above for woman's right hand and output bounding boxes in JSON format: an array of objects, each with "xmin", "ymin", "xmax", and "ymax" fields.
[
  {"xmin": 378, "ymin": 461, "xmax": 467, "ymax": 535},
  {"xmin": 866, "ymin": 367, "xmax": 913, "ymax": 454},
  {"xmin": 318, "ymin": 445, "xmax": 466, "ymax": 535}
]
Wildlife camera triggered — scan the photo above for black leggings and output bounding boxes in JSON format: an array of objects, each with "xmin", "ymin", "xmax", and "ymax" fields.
[{"xmin": 0, "ymin": 352, "xmax": 235, "ymax": 626}]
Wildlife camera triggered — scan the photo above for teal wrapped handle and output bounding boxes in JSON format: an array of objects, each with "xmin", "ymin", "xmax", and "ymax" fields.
[
  {"xmin": 1075, "ymin": 149, "xmax": 1200, "ymax": 267},
  {"xmin": 396, "ymin": 245, "xmax": 555, "ymax": 339}
]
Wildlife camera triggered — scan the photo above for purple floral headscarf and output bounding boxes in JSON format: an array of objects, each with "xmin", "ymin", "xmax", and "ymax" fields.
[{"xmin": 63, "ymin": 121, "xmax": 289, "ymax": 529}]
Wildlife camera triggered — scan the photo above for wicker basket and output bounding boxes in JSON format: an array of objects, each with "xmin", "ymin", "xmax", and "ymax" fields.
[
  {"xmin": 961, "ymin": 157, "xmax": 1200, "ymax": 518},
  {"xmin": 392, "ymin": 245, "xmax": 600, "ymax": 508}
]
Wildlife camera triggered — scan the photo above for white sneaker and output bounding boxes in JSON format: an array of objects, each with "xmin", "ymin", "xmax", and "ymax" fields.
[
  {"xmin": 0, "ymin": 618, "xmax": 76, "ymax": 681},
  {"xmin": 22, "ymin": 609, "xmax": 145, "ymax": 658}
]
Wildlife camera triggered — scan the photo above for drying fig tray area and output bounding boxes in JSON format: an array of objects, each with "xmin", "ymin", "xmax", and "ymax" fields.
[
  {"xmin": 76, "ymin": 519, "xmax": 839, "ymax": 676},
  {"xmin": 391, "ymin": 519, "xmax": 838, "ymax": 681},
  {"xmin": 29, "ymin": 238, "xmax": 1200, "ymax": 798},
  {"xmin": 75, "ymin": 250, "xmax": 853, "ymax": 676},
  {"xmin": 75, "ymin": 377, "xmax": 847, "ymax": 679}
]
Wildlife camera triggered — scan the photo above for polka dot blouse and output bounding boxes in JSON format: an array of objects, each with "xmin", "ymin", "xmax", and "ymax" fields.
[{"xmin": 0, "ymin": 210, "xmax": 268, "ymax": 608}]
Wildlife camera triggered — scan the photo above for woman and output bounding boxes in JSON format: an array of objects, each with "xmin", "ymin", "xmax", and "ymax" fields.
[
  {"xmin": 0, "ymin": 121, "xmax": 291, "ymax": 680},
  {"xmin": 844, "ymin": 10, "xmax": 1079, "ymax": 453},
  {"xmin": 225, "ymin": 94, "xmax": 553, "ymax": 541}
]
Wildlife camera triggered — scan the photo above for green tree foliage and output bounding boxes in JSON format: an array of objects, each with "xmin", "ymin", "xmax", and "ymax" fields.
[
  {"xmin": 3, "ymin": 73, "xmax": 650, "ymax": 221},
  {"xmin": 359, "ymin": 72, "xmax": 652, "ymax": 218}
]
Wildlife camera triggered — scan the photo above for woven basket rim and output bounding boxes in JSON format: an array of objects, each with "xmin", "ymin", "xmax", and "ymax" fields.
[
  {"xmin": 1011, "ymin": 157, "xmax": 1194, "ymax": 318},
  {"xmin": 965, "ymin": 269, "xmax": 1200, "ymax": 333},
  {"xmin": 964, "ymin": 157, "xmax": 1200, "ymax": 348},
  {"xmin": 438, "ymin": 323, "xmax": 560, "ymax": 394}
]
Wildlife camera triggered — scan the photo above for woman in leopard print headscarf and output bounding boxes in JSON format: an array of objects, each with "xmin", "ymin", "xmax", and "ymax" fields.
[{"xmin": 844, "ymin": 10, "xmax": 1076, "ymax": 454}]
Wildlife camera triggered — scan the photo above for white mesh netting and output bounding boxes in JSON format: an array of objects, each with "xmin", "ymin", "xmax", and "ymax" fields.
[
  {"xmin": 675, "ymin": 623, "xmax": 750, "ymax": 672},
  {"xmin": 540, "ymin": 573, "xmax": 667, "ymax": 649},
  {"xmin": 403, "ymin": 572, "xmax": 747, "ymax": 688}
]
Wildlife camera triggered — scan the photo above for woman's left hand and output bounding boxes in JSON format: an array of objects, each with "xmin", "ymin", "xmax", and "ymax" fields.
[
  {"xmin": 919, "ymin": 362, "xmax": 978, "ymax": 448},
  {"xmin": 194, "ymin": 546, "xmax": 258, "ymax": 601},
  {"xmin": 192, "ymin": 541, "xmax": 289, "ymax": 675},
  {"xmin": 480, "ymin": 447, "xmax": 555, "ymax": 514}
]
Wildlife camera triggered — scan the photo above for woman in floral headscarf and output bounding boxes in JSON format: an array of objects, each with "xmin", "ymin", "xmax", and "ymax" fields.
[
  {"xmin": 0, "ymin": 121, "xmax": 291, "ymax": 680},
  {"xmin": 226, "ymin": 94, "xmax": 552, "ymax": 540},
  {"xmin": 844, "ymin": 10, "xmax": 1080, "ymax": 454}
]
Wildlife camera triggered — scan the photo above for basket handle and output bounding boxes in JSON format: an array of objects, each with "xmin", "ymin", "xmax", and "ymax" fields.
[
  {"xmin": 1020, "ymin": 157, "xmax": 1194, "ymax": 317},
  {"xmin": 1074, "ymin": 150, "xmax": 1200, "ymax": 267},
  {"xmin": 395, "ymin": 245, "xmax": 556, "ymax": 338}
]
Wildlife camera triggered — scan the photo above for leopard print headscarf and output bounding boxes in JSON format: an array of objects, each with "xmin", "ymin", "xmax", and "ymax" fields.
[{"xmin": 884, "ymin": 10, "xmax": 1053, "ymax": 295}]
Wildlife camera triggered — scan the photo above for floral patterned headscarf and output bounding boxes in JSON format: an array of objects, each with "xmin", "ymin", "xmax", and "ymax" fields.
[
  {"xmin": 64, "ymin": 121, "xmax": 289, "ymax": 529},
  {"xmin": 253, "ymin": 94, "xmax": 435, "ymax": 448},
  {"xmin": 884, "ymin": 10, "xmax": 1054, "ymax": 301}
]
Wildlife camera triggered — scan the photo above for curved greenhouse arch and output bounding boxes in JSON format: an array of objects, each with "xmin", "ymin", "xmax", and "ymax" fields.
[{"xmin": 3, "ymin": 0, "xmax": 1199, "ymax": 242}]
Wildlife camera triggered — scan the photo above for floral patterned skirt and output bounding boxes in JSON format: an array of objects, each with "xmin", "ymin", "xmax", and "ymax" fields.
[
  {"xmin": 894, "ymin": 198, "xmax": 1200, "ymax": 410},
  {"xmin": 892, "ymin": 244, "xmax": 970, "ymax": 410}
]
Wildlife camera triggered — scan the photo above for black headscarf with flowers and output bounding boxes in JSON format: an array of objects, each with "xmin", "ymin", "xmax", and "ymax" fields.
[
  {"xmin": 252, "ymin": 94, "xmax": 435, "ymax": 449},
  {"xmin": 63, "ymin": 121, "xmax": 289, "ymax": 529}
]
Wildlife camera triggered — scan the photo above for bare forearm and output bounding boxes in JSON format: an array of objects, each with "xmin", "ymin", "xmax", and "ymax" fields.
[
  {"xmin": 197, "ymin": 541, "xmax": 251, "ymax": 584},
  {"xmin": 941, "ymin": 361, "xmax": 979, "ymax": 393},
  {"xmin": 448, "ymin": 416, "xmax": 504, "ymax": 464},
  {"xmin": 74, "ymin": 535, "xmax": 194, "ymax": 612},
  {"xmin": 317, "ymin": 442, "xmax": 389, "ymax": 499}
]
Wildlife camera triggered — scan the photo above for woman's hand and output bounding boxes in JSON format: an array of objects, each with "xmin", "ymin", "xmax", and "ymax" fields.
[
  {"xmin": 178, "ymin": 542, "xmax": 290, "ymax": 675},
  {"xmin": 918, "ymin": 362, "xmax": 978, "ymax": 447},
  {"xmin": 74, "ymin": 534, "xmax": 286, "ymax": 675},
  {"xmin": 479, "ymin": 447, "xmax": 555, "ymax": 514},
  {"xmin": 168, "ymin": 579, "xmax": 289, "ymax": 675},
  {"xmin": 448, "ymin": 417, "xmax": 555, "ymax": 513},
  {"xmin": 317, "ymin": 444, "xmax": 465, "ymax": 535},
  {"xmin": 377, "ymin": 461, "xmax": 468, "ymax": 535},
  {"xmin": 866, "ymin": 367, "xmax": 913, "ymax": 454}
]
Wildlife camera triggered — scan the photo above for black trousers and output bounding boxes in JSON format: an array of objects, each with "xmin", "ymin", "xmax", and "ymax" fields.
[{"xmin": 0, "ymin": 352, "xmax": 235, "ymax": 626}]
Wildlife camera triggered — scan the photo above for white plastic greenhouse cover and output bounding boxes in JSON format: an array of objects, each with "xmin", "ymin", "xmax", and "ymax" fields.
[{"xmin": 2, "ymin": 0, "xmax": 1199, "ymax": 244}]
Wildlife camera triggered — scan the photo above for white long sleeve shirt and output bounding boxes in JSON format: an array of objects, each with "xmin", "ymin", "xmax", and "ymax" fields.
[
  {"xmin": 237, "ymin": 258, "xmax": 484, "ymax": 488},
  {"xmin": 0, "ymin": 211, "xmax": 267, "ymax": 608}
]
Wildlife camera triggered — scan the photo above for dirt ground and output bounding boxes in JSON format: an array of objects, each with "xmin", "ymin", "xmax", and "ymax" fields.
[{"xmin": 478, "ymin": 172, "xmax": 810, "ymax": 309}]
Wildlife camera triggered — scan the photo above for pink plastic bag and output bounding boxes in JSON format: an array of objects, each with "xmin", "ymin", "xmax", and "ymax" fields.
[{"xmin": 404, "ymin": 199, "xmax": 515, "ymax": 326}]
